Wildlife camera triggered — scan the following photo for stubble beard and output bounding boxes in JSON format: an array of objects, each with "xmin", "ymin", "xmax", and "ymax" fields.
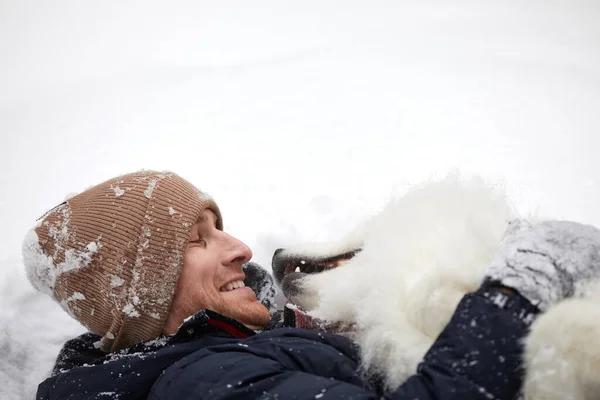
[{"xmin": 224, "ymin": 298, "xmax": 271, "ymax": 330}]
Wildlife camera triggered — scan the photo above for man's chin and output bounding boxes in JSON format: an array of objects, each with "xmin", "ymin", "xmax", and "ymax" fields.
[
  {"xmin": 217, "ymin": 289, "xmax": 272, "ymax": 329},
  {"xmin": 234, "ymin": 301, "xmax": 271, "ymax": 330}
]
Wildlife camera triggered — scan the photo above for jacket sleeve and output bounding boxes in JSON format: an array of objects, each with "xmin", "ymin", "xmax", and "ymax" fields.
[
  {"xmin": 149, "ymin": 287, "xmax": 538, "ymax": 400},
  {"xmin": 391, "ymin": 286, "xmax": 538, "ymax": 399}
]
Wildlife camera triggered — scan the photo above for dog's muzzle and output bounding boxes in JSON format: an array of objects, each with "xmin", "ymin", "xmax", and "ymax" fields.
[{"xmin": 271, "ymin": 248, "xmax": 361, "ymax": 301}]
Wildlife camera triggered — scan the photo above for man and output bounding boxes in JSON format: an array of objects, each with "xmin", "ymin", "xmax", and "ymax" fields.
[{"xmin": 24, "ymin": 170, "xmax": 600, "ymax": 399}]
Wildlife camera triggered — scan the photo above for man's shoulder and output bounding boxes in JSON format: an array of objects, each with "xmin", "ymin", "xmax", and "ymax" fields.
[
  {"xmin": 51, "ymin": 332, "xmax": 104, "ymax": 376},
  {"xmin": 52, "ymin": 310, "xmax": 251, "ymax": 375},
  {"xmin": 39, "ymin": 312, "xmax": 248, "ymax": 399}
]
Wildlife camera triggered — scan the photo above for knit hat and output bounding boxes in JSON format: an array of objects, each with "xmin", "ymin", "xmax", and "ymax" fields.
[{"xmin": 22, "ymin": 170, "xmax": 222, "ymax": 352}]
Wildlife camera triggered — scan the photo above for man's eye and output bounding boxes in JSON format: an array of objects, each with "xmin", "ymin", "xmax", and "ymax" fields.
[{"xmin": 189, "ymin": 238, "xmax": 206, "ymax": 245}]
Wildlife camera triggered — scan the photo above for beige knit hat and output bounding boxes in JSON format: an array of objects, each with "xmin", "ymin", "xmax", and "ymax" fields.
[{"xmin": 22, "ymin": 170, "xmax": 222, "ymax": 352}]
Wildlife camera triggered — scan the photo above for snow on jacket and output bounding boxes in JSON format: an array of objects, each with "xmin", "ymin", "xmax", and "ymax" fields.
[{"xmin": 37, "ymin": 286, "xmax": 538, "ymax": 400}]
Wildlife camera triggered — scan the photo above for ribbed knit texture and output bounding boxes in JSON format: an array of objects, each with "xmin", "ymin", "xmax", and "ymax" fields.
[{"xmin": 25, "ymin": 171, "xmax": 221, "ymax": 352}]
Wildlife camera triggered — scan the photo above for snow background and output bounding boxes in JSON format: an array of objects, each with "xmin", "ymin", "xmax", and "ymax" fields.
[{"xmin": 1, "ymin": 0, "xmax": 599, "ymax": 398}]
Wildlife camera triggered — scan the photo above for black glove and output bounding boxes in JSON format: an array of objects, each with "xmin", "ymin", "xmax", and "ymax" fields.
[{"xmin": 243, "ymin": 262, "xmax": 277, "ymax": 312}]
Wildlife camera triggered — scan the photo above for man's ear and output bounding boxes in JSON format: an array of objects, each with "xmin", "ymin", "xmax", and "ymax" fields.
[{"xmin": 243, "ymin": 262, "xmax": 277, "ymax": 312}]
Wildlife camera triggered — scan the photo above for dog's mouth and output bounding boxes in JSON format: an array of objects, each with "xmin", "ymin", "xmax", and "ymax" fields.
[
  {"xmin": 272, "ymin": 247, "xmax": 361, "ymax": 331},
  {"xmin": 281, "ymin": 250, "xmax": 360, "ymax": 277},
  {"xmin": 272, "ymin": 248, "xmax": 361, "ymax": 302}
]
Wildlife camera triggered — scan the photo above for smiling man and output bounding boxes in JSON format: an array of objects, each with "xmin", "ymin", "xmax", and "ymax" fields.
[
  {"xmin": 163, "ymin": 209, "xmax": 271, "ymax": 335},
  {"xmin": 24, "ymin": 170, "xmax": 600, "ymax": 400}
]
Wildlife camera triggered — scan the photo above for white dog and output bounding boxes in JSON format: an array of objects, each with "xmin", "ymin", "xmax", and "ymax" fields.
[{"xmin": 272, "ymin": 175, "xmax": 600, "ymax": 400}]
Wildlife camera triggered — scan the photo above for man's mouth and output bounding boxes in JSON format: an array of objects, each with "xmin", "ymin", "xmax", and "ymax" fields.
[{"xmin": 220, "ymin": 280, "xmax": 246, "ymax": 292}]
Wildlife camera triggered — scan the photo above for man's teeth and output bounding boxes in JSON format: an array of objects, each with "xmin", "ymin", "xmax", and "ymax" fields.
[
  {"xmin": 221, "ymin": 280, "xmax": 246, "ymax": 292},
  {"xmin": 295, "ymin": 267, "xmax": 300, "ymax": 273}
]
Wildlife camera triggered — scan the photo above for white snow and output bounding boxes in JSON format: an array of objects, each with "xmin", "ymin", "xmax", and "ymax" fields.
[
  {"xmin": 110, "ymin": 185, "xmax": 125, "ymax": 197},
  {"xmin": 22, "ymin": 228, "xmax": 101, "ymax": 298},
  {"xmin": 122, "ymin": 304, "xmax": 141, "ymax": 318},
  {"xmin": 144, "ymin": 179, "xmax": 158, "ymax": 199},
  {"xmin": 110, "ymin": 275, "xmax": 125, "ymax": 288},
  {"xmin": 1, "ymin": 1, "xmax": 600, "ymax": 399},
  {"xmin": 60, "ymin": 291, "xmax": 88, "ymax": 320},
  {"xmin": 66, "ymin": 292, "xmax": 86, "ymax": 302},
  {"xmin": 149, "ymin": 312, "xmax": 161, "ymax": 320}
]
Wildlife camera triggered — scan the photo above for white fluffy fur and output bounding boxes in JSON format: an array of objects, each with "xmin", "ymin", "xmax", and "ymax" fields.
[
  {"xmin": 522, "ymin": 279, "xmax": 600, "ymax": 400},
  {"xmin": 286, "ymin": 175, "xmax": 600, "ymax": 399}
]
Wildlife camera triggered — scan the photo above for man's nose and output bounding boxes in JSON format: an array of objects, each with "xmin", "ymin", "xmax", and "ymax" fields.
[{"xmin": 225, "ymin": 234, "xmax": 253, "ymax": 266}]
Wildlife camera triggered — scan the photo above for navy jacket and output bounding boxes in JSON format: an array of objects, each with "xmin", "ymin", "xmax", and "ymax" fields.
[{"xmin": 38, "ymin": 286, "xmax": 538, "ymax": 400}]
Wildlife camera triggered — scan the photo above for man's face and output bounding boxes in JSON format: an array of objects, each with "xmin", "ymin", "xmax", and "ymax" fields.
[{"xmin": 163, "ymin": 210, "xmax": 271, "ymax": 334}]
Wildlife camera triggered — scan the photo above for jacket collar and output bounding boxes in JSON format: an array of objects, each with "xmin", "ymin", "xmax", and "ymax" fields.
[{"xmin": 169, "ymin": 309, "xmax": 256, "ymax": 343}]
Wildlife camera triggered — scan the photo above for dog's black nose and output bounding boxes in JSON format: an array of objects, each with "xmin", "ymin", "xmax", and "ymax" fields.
[{"xmin": 272, "ymin": 248, "xmax": 286, "ymax": 285}]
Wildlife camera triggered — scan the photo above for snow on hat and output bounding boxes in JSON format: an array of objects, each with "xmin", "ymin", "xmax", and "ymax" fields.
[{"xmin": 22, "ymin": 170, "xmax": 222, "ymax": 352}]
